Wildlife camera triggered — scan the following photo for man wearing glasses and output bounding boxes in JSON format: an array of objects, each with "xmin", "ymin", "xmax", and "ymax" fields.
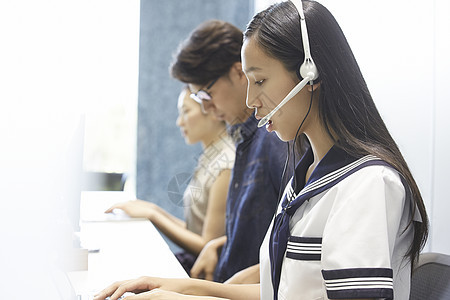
[{"xmin": 170, "ymin": 20, "xmax": 286, "ymax": 284}]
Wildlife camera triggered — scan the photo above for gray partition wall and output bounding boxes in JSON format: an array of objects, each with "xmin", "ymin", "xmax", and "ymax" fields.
[{"xmin": 137, "ymin": 0, "xmax": 252, "ymax": 251}]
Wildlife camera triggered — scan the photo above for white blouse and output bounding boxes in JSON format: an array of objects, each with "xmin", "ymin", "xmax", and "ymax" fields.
[
  {"xmin": 260, "ymin": 164, "xmax": 415, "ymax": 300},
  {"xmin": 183, "ymin": 133, "xmax": 235, "ymax": 236}
]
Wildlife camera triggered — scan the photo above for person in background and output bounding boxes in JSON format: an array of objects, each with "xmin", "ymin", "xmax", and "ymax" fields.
[
  {"xmin": 106, "ymin": 87, "xmax": 235, "ymax": 274},
  {"xmin": 170, "ymin": 19, "xmax": 287, "ymax": 283},
  {"xmin": 95, "ymin": 1, "xmax": 428, "ymax": 299}
]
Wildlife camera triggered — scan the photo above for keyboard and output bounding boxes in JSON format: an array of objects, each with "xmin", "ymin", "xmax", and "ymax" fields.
[{"xmin": 78, "ymin": 293, "xmax": 132, "ymax": 300}]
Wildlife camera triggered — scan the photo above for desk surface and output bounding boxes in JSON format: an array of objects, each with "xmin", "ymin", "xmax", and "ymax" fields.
[{"xmin": 68, "ymin": 191, "xmax": 188, "ymax": 296}]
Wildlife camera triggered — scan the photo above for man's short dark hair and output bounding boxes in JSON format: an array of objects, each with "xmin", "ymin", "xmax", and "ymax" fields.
[{"xmin": 170, "ymin": 20, "xmax": 243, "ymax": 86}]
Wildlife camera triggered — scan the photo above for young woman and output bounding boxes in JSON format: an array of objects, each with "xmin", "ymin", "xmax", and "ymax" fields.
[
  {"xmin": 95, "ymin": 1, "xmax": 428, "ymax": 299},
  {"xmin": 105, "ymin": 87, "xmax": 235, "ymax": 274}
]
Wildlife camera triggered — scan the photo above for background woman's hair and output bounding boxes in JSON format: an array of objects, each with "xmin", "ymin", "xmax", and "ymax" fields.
[
  {"xmin": 170, "ymin": 20, "xmax": 243, "ymax": 86},
  {"xmin": 244, "ymin": 0, "xmax": 428, "ymax": 266}
]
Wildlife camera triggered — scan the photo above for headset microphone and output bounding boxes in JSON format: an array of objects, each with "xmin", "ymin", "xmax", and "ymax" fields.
[
  {"xmin": 258, "ymin": 77, "xmax": 311, "ymax": 127},
  {"xmin": 257, "ymin": 0, "xmax": 319, "ymax": 128}
]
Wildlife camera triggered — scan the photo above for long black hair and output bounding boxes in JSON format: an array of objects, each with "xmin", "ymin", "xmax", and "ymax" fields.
[{"xmin": 244, "ymin": 0, "xmax": 428, "ymax": 267}]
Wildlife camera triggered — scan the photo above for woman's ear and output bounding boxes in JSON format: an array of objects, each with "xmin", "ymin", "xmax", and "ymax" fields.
[{"xmin": 307, "ymin": 82, "xmax": 321, "ymax": 92}]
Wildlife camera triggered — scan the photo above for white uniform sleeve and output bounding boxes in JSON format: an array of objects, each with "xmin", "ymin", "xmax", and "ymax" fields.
[{"xmin": 321, "ymin": 166, "xmax": 406, "ymax": 299}]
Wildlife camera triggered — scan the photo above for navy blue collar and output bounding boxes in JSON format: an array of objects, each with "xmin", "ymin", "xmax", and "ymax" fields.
[{"xmin": 290, "ymin": 145, "xmax": 357, "ymax": 200}]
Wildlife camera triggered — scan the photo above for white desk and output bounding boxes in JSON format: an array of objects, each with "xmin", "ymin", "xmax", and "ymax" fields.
[{"xmin": 68, "ymin": 191, "xmax": 188, "ymax": 296}]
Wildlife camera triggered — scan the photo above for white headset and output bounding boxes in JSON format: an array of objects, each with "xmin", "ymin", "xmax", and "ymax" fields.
[{"xmin": 258, "ymin": 0, "xmax": 319, "ymax": 128}]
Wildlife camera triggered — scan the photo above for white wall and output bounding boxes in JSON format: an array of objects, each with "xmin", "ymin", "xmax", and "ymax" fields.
[
  {"xmin": 254, "ymin": 0, "xmax": 450, "ymax": 254},
  {"xmin": 431, "ymin": 0, "xmax": 450, "ymax": 254},
  {"xmin": 0, "ymin": 1, "xmax": 139, "ymax": 298}
]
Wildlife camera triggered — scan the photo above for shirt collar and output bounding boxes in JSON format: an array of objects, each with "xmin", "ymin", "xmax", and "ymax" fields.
[
  {"xmin": 227, "ymin": 115, "xmax": 258, "ymax": 144},
  {"xmin": 293, "ymin": 145, "xmax": 359, "ymax": 194}
]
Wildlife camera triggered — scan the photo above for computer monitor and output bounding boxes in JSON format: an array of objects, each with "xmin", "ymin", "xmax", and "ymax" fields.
[{"xmin": 63, "ymin": 115, "xmax": 85, "ymax": 233}]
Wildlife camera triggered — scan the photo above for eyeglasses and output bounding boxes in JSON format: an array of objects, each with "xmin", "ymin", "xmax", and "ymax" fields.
[{"xmin": 190, "ymin": 78, "xmax": 219, "ymax": 107}]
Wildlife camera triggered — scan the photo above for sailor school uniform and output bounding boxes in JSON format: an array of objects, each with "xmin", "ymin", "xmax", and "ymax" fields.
[{"xmin": 260, "ymin": 145, "xmax": 419, "ymax": 300}]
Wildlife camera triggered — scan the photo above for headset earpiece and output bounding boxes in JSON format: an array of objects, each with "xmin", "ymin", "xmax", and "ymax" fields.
[
  {"xmin": 295, "ymin": 62, "xmax": 320, "ymax": 84},
  {"xmin": 297, "ymin": 61, "xmax": 319, "ymax": 84},
  {"xmin": 299, "ymin": 57, "xmax": 318, "ymax": 82},
  {"xmin": 292, "ymin": 0, "xmax": 319, "ymax": 84}
]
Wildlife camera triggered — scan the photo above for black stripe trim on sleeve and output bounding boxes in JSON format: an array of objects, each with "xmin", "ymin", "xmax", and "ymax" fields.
[
  {"xmin": 285, "ymin": 236, "xmax": 322, "ymax": 261},
  {"xmin": 286, "ymin": 252, "xmax": 321, "ymax": 261},
  {"xmin": 322, "ymin": 267, "xmax": 393, "ymax": 279},
  {"xmin": 325, "ymin": 287, "xmax": 393, "ymax": 299},
  {"xmin": 288, "ymin": 236, "xmax": 322, "ymax": 243},
  {"xmin": 322, "ymin": 268, "xmax": 393, "ymax": 300}
]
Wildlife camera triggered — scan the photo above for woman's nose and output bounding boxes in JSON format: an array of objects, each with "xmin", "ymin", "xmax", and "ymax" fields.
[
  {"xmin": 176, "ymin": 115, "xmax": 183, "ymax": 127},
  {"xmin": 246, "ymin": 86, "xmax": 261, "ymax": 109}
]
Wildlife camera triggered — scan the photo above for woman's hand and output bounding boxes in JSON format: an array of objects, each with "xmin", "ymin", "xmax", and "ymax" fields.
[
  {"xmin": 93, "ymin": 277, "xmax": 230, "ymax": 300},
  {"xmin": 105, "ymin": 200, "xmax": 156, "ymax": 220},
  {"xmin": 93, "ymin": 276, "xmax": 160, "ymax": 300},
  {"xmin": 224, "ymin": 264, "xmax": 260, "ymax": 284},
  {"xmin": 117, "ymin": 289, "xmax": 229, "ymax": 300},
  {"xmin": 98, "ymin": 288, "xmax": 190, "ymax": 300},
  {"xmin": 190, "ymin": 236, "xmax": 226, "ymax": 280}
]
